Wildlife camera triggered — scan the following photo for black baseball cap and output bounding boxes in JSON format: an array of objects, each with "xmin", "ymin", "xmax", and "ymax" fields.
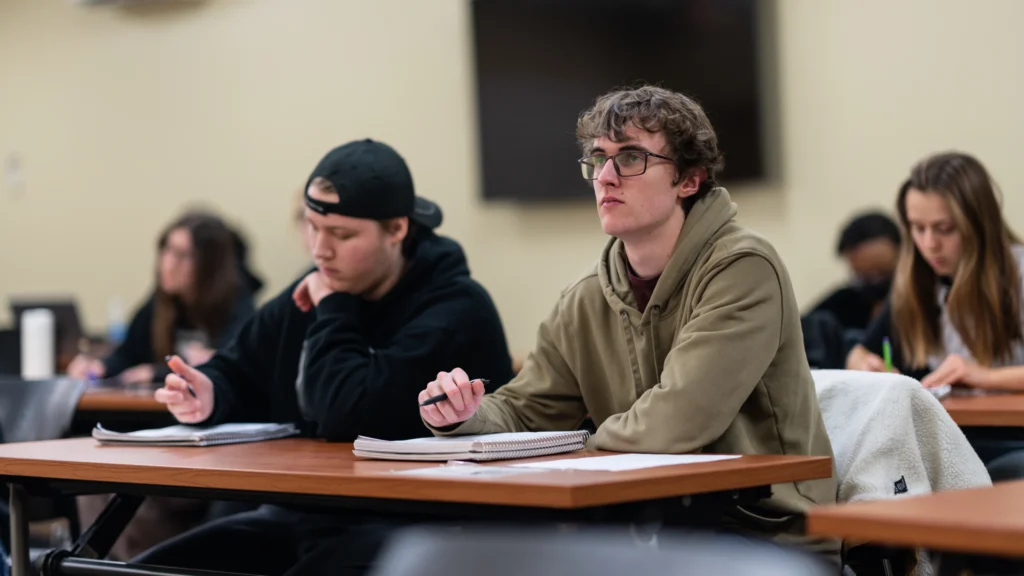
[{"xmin": 304, "ymin": 139, "xmax": 443, "ymax": 229}]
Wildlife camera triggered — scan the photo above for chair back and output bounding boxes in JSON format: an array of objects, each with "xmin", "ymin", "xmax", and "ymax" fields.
[
  {"xmin": 369, "ymin": 526, "xmax": 835, "ymax": 576},
  {"xmin": 0, "ymin": 376, "xmax": 85, "ymax": 443}
]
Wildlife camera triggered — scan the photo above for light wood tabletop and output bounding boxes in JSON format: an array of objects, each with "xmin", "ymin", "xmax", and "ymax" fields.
[
  {"xmin": 807, "ymin": 481, "xmax": 1024, "ymax": 558},
  {"xmin": 942, "ymin": 393, "xmax": 1024, "ymax": 427},
  {"xmin": 0, "ymin": 437, "xmax": 832, "ymax": 509},
  {"xmin": 76, "ymin": 387, "xmax": 164, "ymax": 412}
]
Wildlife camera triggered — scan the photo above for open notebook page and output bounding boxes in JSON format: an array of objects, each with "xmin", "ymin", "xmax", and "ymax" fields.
[{"xmin": 511, "ymin": 453, "xmax": 741, "ymax": 472}]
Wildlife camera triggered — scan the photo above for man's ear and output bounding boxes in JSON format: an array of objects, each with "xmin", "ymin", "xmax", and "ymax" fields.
[
  {"xmin": 383, "ymin": 217, "xmax": 409, "ymax": 244},
  {"xmin": 676, "ymin": 167, "xmax": 707, "ymax": 200}
]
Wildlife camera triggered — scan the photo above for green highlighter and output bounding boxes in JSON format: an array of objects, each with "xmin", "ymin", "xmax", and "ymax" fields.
[{"xmin": 882, "ymin": 337, "xmax": 893, "ymax": 371}]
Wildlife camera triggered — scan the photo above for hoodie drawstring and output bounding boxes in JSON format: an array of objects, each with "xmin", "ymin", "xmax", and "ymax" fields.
[
  {"xmin": 620, "ymin": 311, "xmax": 646, "ymax": 399},
  {"xmin": 649, "ymin": 305, "xmax": 663, "ymax": 382},
  {"xmin": 621, "ymin": 305, "xmax": 664, "ymax": 396}
]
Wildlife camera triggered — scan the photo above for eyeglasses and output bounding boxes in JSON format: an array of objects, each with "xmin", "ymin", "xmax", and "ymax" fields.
[
  {"xmin": 160, "ymin": 245, "xmax": 194, "ymax": 262},
  {"xmin": 577, "ymin": 150, "xmax": 675, "ymax": 181}
]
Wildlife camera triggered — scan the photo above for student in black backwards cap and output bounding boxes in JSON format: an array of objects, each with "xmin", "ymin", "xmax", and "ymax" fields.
[{"xmin": 138, "ymin": 139, "xmax": 515, "ymax": 575}]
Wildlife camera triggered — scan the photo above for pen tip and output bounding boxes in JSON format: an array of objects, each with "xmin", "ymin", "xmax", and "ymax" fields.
[{"xmin": 164, "ymin": 355, "xmax": 172, "ymax": 363}]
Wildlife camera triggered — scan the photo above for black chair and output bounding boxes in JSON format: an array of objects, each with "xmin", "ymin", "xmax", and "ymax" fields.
[
  {"xmin": 0, "ymin": 376, "xmax": 87, "ymax": 549},
  {"xmin": 369, "ymin": 526, "xmax": 836, "ymax": 576},
  {"xmin": 0, "ymin": 377, "xmax": 84, "ymax": 444}
]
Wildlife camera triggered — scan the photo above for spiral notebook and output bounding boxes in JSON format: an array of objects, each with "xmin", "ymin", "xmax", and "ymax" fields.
[
  {"xmin": 353, "ymin": 431, "xmax": 591, "ymax": 461},
  {"xmin": 93, "ymin": 423, "xmax": 299, "ymax": 447}
]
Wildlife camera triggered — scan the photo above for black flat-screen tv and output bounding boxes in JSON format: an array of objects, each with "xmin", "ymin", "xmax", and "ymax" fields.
[{"xmin": 471, "ymin": 0, "xmax": 766, "ymax": 202}]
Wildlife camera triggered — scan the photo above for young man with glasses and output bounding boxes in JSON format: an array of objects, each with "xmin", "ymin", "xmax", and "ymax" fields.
[{"xmin": 418, "ymin": 85, "xmax": 840, "ymax": 567}]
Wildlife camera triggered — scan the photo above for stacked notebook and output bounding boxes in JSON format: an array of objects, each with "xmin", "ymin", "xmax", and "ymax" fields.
[
  {"xmin": 92, "ymin": 423, "xmax": 299, "ymax": 447},
  {"xmin": 353, "ymin": 430, "xmax": 591, "ymax": 461}
]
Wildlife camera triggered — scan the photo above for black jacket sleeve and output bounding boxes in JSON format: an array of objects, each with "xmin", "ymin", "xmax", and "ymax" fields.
[
  {"xmin": 102, "ymin": 296, "xmax": 156, "ymax": 378},
  {"xmin": 215, "ymin": 292, "xmax": 257, "ymax": 349},
  {"xmin": 810, "ymin": 286, "xmax": 872, "ymax": 331},
  {"xmin": 197, "ymin": 295, "xmax": 282, "ymax": 426},
  {"xmin": 859, "ymin": 299, "xmax": 892, "ymax": 356},
  {"xmin": 858, "ymin": 300, "xmax": 929, "ymax": 378},
  {"xmin": 300, "ymin": 292, "xmax": 477, "ymax": 442}
]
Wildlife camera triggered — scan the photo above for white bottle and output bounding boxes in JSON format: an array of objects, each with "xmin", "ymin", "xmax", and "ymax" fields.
[
  {"xmin": 107, "ymin": 296, "xmax": 127, "ymax": 345},
  {"xmin": 21, "ymin": 308, "xmax": 55, "ymax": 379}
]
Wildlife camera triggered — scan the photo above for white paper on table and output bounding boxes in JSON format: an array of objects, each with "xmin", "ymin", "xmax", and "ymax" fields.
[
  {"xmin": 510, "ymin": 453, "xmax": 742, "ymax": 472},
  {"xmin": 390, "ymin": 465, "xmax": 549, "ymax": 478}
]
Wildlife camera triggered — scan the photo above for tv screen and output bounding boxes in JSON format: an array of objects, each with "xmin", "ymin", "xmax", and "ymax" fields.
[{"xmin": 471, "ymin": 0, "xmax": 765, "ymax": 202}]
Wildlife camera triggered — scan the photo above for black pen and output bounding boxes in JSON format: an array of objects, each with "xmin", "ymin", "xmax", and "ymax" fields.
[
  {"xmin": 164, "ymin": 355, "xmax": 198, "ymax": 399},
  {"xmin": 419, "ymin": 379, "xmax": 490, "ymax": 407}
]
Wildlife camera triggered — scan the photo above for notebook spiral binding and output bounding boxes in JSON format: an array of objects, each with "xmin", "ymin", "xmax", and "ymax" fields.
[{"xmin": 475, "ymin": 430, "xmax": 590, "ymax": 452}]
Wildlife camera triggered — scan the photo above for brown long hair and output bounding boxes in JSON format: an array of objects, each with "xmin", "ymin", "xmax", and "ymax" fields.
[
  {"xmin": 891, "ymin": 152, "xmax": 1022, "ymax": 367},
  {"xmin": 151, "ymin": 212, "xmax": 241, "ymax": 361}
]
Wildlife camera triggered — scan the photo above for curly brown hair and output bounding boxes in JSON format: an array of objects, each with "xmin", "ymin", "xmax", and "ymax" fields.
[{"xmin": 576, "ymin": 85, "xmax": 725, "ymax": 213}]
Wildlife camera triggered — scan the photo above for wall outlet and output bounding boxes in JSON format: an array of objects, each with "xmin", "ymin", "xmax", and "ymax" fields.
[{"xmin": 5, "ymin": 153, "xmax": 25, "ymax": 197}]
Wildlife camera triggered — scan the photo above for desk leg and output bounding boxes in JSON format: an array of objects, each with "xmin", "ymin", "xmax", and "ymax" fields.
[
  {"xmin": 9, "ymin": 484, "xmax": 29, "ymax": 576},
  {"xmin": 34, "ymin": 494, "xmax": 145, "ymax": 575},
  {"xmin": 69, "ymin": 495, "xmax": 144, "ymax": 560}
]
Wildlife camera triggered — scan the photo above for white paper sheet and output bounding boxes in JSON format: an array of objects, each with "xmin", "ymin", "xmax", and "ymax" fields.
[
  {"xmin": 391, "ymin": 465, "xmax": 548, "ymax": 478},
  {"xmin": 511, "ymin": 453, "xmax": 741, "ymax": 472}
]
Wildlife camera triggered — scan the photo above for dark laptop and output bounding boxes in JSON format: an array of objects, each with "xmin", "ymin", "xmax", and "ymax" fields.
[{"xmin": 0, "ymin": 328, "xmax": 18, "ymax": 375}]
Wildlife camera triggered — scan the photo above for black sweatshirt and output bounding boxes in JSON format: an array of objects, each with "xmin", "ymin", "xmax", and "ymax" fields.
[
  {"xmin": 198, "ymin": 232, "xmax": 515, "ymax": 442},
  {"xmin": 103, "ymin": 292, "xmax": 255, "ymax": 381}
]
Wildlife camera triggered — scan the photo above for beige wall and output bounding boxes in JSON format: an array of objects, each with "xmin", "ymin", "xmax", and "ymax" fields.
[{"xmin": 2, "ymin": 0, "xmax": 1023, "ymax": 354}]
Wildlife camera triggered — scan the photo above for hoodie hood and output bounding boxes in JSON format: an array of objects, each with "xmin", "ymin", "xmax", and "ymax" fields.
[
  {"xmin": 379, "ymin": 231, "xmax": 469, "ymax": 308},
  {"xmin": 599, "ymin": 187, "xmax": 739, "ymax": 323},
  {"xmin": 301, "ymin": 230, "xmax": 468, "ymax": 303}
]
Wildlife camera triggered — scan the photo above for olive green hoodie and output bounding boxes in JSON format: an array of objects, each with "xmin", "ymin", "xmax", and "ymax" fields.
[{"xmin": 434, "ymin": 188, "xmax": 838, "ymax": 557}]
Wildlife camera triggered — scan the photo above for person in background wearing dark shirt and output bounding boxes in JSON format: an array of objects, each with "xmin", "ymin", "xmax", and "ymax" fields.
[
  {"xmin": 801, "ymin": 212, "xmax": 900, "ymax": 368},
  {"xmin": 68, "ymin": 212, "xmax": 259, "ymax": 559},
  {"xmin": 138, "ymin": 139, "xmax": 515, "ymax": 576},
  {"xmin": 810, "ymin": 211, "xmax": 900, "ymax": 331},
  {"xmin": 66, "ymin": 211, "xmax": 258, "ymax": 384}
]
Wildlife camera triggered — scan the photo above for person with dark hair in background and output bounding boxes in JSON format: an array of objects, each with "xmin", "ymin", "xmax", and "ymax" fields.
[
  {"xmin": 67, "ymin": 211, "xmax": 258, "ymax": 384},
  {"xmin": 68, "ymin": 211, "xmax": 259, "ymax": 559},
  {"xmin": 136, "ymin": 139, "xmax": 515, "ymax": 576},
  {"xmin": 811, "ymin": 212, "xmax": 901, "ymax": 331},
  {"xmin": 801, "ymin": 211, "xmax": 901, "ymax": 369}
]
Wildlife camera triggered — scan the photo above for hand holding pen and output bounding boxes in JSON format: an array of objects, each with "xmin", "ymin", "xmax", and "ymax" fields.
[
  {"xmin": 419, "ymin": 368, "xmax": 488, "ymax": 428},
  {"xmin": 67, "ymin": 338, "xmax": 106, "ymax": 382},
  {"xmin": 154, "ymin": 354, "xmax": 216, "ymax": 424}
]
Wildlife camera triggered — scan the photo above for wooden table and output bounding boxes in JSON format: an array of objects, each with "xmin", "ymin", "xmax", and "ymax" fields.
[
  {"xmin": 942, "ymin": 393, "xmax": 1024, "ymax": 427},
  {"xmin": 807, "ymin": 481, "xmax": 1024, "ymax": 558},
  {"xmin": 0, "ymin": 438, "xmax": 832, "ymax": 576},
  {"xmin": 0, "ymin": 437, "xmax": 830, "ymax": 509},
  {"xmin": 76, "ymin": 388, "xmax": 164, "ymax": 412}
]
